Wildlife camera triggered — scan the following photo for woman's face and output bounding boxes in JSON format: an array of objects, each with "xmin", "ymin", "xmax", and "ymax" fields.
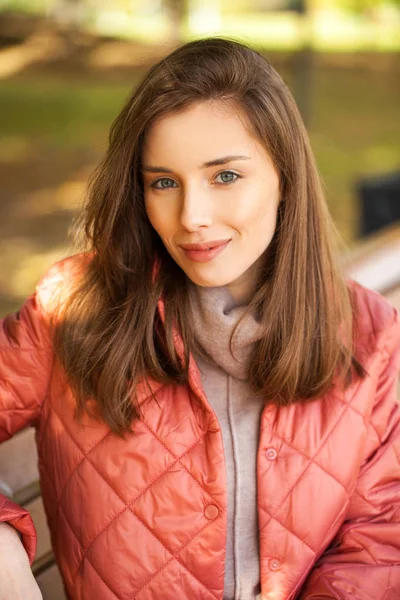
[{"xmin": 142, "ymin": 100, "xmax": 280, "ymax": 303}]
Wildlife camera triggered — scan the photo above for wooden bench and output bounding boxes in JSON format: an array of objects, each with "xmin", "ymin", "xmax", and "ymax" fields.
[
  {"xmin": 340, "ymin": 222, "xmax": 400, "ymax": 311},
  {"xmin": 0, "ymin": 428, "xmax": 66, "ymax": 598},
  {"xmin": 1, "ymin": 222, "xmax": 400, "ymax": 599}
]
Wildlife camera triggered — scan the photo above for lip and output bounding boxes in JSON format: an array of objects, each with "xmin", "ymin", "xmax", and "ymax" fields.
[
  {"xmin": 179, "ymin": 239, "xmax": 231, "ymax": 263},
  {"xmin": 179, "ymin": 239, "xmax": 231, "ymax": 251}
]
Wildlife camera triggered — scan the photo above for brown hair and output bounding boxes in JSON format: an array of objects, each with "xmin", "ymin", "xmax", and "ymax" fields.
[{"xmin": 55, "ymin": 37, "xmax": 367, "ymax": 435}]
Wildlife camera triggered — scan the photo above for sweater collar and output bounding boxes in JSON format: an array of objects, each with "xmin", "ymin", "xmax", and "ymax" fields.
[{"xmin": 188, "ymin": 282, "xmax": 264, "ymax": 380}]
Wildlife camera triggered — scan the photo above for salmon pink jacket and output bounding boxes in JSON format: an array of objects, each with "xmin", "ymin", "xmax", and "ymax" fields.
[{"xmin": 1, "ymin": 256, "xmax": 400, "ymax": 600}]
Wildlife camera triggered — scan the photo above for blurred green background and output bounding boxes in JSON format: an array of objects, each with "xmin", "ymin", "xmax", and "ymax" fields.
[{"xmin": 0, "ymin": 0, "xmax": 399, "ymax": 315}]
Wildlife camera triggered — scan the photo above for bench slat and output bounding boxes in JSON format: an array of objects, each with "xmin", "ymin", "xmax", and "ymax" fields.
[
  {"xmin": 0, "ymin": 427, "xmax": 39, "ymax": 502},
  {"xmin": 386, "ymin": 286, "xmax": 400, "ymax": 312},
  {"xmin": 342, "ymin": 223, "xmax": 400, "ymax": 297},
  {"xmin": 25, "ymin": 496, "xmax": 53, "ymax": 573},
  {"xmin": 36, "ymin": 563, "xmax": 67, "ymax": 600}
]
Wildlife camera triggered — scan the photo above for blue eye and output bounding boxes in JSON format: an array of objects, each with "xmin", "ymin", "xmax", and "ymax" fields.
[
  {"xmin": 150, "ymin": 171, "xmax": 241, "ymax": 190},
  {"xmin": 215, "ymin": 171, "xmax": 241, "ymax": 184},
  {"xmin": 151, "ymin": 178, "xmax": 177, "ymax": 190}
]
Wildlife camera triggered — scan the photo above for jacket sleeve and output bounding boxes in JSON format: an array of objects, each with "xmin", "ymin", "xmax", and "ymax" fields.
[
  {"xmin": 0, "ymin": 282, "xmax": 55, "ymax": 565},
  {"xmin": 300, "ymin": 305, "xmax": 400, "ymax": 600}
]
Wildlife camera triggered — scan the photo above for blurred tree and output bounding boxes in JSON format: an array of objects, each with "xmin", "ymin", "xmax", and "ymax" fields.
[
  {"xmin": 291, "ymin": 0, "xmax": 313, "ymax": 126},
  {"xmin": 164, "ymin": 0, "xmax": 189, "ymax": 41}
]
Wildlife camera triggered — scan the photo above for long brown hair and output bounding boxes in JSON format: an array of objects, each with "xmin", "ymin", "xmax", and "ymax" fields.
[{"xmin": 55, "ymin": 37, "xmax": 367, "ymax": 435}]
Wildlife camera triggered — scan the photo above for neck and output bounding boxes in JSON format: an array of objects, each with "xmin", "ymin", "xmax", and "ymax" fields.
[{"xmin": 225, "ymin": 258, "xmax": 263, "ymax": 305}]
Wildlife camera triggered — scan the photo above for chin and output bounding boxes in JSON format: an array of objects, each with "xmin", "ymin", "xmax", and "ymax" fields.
[{"xmin": 185, "ymin": 269, "xmax": 236, "ymax": 289}]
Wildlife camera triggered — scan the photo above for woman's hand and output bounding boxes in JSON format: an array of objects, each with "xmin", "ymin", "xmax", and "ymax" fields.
[{"xmin": 0, "ymin": 522, "xmax": 43, "ymax": 599}]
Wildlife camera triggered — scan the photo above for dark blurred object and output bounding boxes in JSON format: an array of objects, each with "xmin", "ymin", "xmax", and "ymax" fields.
[
  {"xmin": 357, "ymin": 172, "xmax": 400, "ymax": 237},
  {"xmin": 0, "ymin": 11, "xmax": 43, "ymax": 48}
]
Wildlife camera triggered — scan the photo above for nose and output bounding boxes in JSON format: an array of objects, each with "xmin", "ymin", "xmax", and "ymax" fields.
[{"xmin": 179, "ymin": 185, "xmax": 213, "ymax": 232}]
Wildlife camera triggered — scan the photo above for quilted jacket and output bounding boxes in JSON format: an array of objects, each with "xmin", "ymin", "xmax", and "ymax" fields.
[{"xmin": 1, "ymin": 256, "xmax": 400, "ymax": 600}]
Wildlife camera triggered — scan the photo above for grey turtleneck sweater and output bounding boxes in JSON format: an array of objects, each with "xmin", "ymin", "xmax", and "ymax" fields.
[{"xmin": 188, "ymin": 283, "xmax": 266, "ymax": 600}]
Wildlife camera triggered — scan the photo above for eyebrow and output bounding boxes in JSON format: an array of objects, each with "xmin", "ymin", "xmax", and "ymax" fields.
[{"xmin": 142, "ymin": 155, "xmax": 251, "ymax": 174}]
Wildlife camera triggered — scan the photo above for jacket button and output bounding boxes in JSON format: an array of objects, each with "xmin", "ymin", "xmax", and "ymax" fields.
[
  {"xmin": 266, "ymin": 448, "xmax": 277, "ymax": 460},
  {"xmin": 269, "ymin": 558, "xmax": 281, "ymax": 571},
  {"xmin": 204, "ymin": 504, "xmax": 219, "ymax": 520}
]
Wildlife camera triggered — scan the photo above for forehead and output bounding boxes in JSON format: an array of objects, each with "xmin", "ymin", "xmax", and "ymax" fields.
[{"xmin": 142, "ymin": 100, "xmax": 264, "ymax": 166}]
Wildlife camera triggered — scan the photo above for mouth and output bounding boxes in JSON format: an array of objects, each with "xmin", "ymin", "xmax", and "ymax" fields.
[{"xmin": 179, "ymin": 239, "xmax": 231, "ymax": 263}]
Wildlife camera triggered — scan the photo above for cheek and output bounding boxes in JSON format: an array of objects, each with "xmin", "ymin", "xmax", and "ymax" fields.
[
  {"xmin": 231, "ymin": 178, "xmax": 279, "ymax": 221},
  {"xmin": 234, "ymin": 194, "xmax": 279, "ymax": 238}
]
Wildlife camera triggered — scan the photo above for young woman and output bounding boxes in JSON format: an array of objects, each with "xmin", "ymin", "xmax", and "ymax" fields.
[{"xmin": 0, "ymin": 37, "xmax": 399, "ymax": 600}]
